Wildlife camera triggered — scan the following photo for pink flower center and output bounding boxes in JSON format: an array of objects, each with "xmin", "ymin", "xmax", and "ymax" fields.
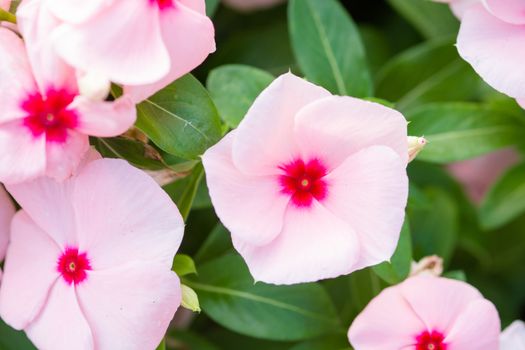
[
  {"xmin": 416, "ymin": 330, "xmax": 447, "ymax": 350},
  {"xmin": 279, "ymin": 158, "xmax": 328, "ymax": 207},
  {"xmin": 21, "ymin": 89, "xmax": 78, "ymax": 143},
  {"xmin": 57, "ymin": 248, "xmax": 92, "ymax": 285},
  {"xmin": 151, "ymin": 0, "xmax": 174, "ymax": 10}
]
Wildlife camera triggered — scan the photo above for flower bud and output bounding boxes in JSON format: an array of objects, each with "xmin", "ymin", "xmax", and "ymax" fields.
[
  {"xmin": 181, "ymin": 284, "xmax": 201, "ymax": 313},
  {"xmin": 78, "ymin": 71, "xmax": 111, "ymax": 101},
  {"xmin": 410, "ymin": 255, "xmax": 443, "ymax": 277},
  {"xmin": 408, "ymin": 136, "xmax": 427, "ymax": 162}
]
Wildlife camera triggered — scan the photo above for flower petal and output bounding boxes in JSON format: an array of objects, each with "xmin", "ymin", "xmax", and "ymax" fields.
[
  {"xmin": 125, "ymin": 3, "xmax": 215, "ymax": 102},
  {"xmin": 45, "ymin": 131, "xmax": 90, "ymax": 181},
  {"xmin": 178, "ymin": 0, "xmax": 206, "ymax": 14},
  {"xmin": 444, "ymin": 299, "xmax": 500, "ymax": 349},
  {"xmin": 500, "ymin": 320, "xmax": 525, "ymax": 349},
  {"xmin": 0, "ymin": 121, "xmax": 46, "ymax": 184},
  {"xmin": 76, "ymin": 263, "xmax": 180, "ymax": 350},
  {"xmin": 483, "ymin": 0, "xmax": 525, "ymax": 25},
  {"xmin": 25, "ymin": 282, "xmax": 94, "ymax": 350},
  {"xmin": 348, "ymin": 285, "xmax": 425, "ymax": 350},
  {"xmin": 72, "ymin": 96, "xmax": 136, "ymax": 137},
  {"xmin": 233, "ymin": 200, "xmax": 359, "ymax": 284},
  {"xmin": 53, "ymin": 1, "xmax": 169, "ymax": 85},
  {"xmin": 294, "ymin": 96, "xmax": 408, "ymax": 170},
  {"xmin": 202, "ymin": 132, "xmax": 289, "ymax": 246},
  {"xmin": 323, "ymin": 146, "xmax": 408, "ymax": 269},
  {"xmin": 0, "ymin": 186, "xmax": 15, "ymax": 261},
  {"xmin": 0, "ymin": 212, "xmax": 61, "ymax": 329},
  {"xmin": 232, "ymin": 72, "xmax": 331, "ymax": 176},
  {"xmin": 71, "ymin": 159, "xmax": 184, "ymax": 270},
  {"xmin": 46, "ymin": 0, "xmax": 111, "ymax": 23},
  {"xmin": 457, "ymin": 4, "xmax": 525, "ymax": 99}
]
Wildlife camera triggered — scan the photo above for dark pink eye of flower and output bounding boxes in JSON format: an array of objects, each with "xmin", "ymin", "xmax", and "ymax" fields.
[
  {"xmin": 416, "ymin": 330, "xmax": 447, "ymax": 350},
  {"xmin": 151, "ymin": 0, "xmax": 175, "ymax": 10},
  {"xmin": 21, "ymin": 89, "xmax": 78, "ymax": 143},
  {"xmin": 279, "ymin": 158, "xmax": 328, "ymax": 207},
  {"xmin": 57, "ymin": 247, "xmax": 92, "ymax": 285}
]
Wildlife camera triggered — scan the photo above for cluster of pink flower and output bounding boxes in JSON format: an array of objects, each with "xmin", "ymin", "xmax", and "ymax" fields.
[{"xmin": 0, "ymin": 0, "xmax": 522, "ymax": 349}]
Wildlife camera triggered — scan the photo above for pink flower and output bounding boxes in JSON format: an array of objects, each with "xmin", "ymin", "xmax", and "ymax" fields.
[
  {"xmin": 0, "ymin": 158, "xmax": 184, "ymax": 350},
  {"xmin": 348, "ymin": 275, "xmax": 501, "ymax": 350},
  {"xmin": 0, "ymin": 0, "xmax": 10, "ymax": 10},
  {"xmin": 433, "ymin": 0, "xmax": 479, "ymax": 19},
  {"xmin": 447, "ymin": 149, "xmax": 520, "ymax": 204},
  {"xmin": 202, "ymin": 73, "xmax": 409, "ymax": 285},
  {"xmin": 29, "ymin": 0, "xmax": 216, "ymax": 102},
  {"xmin": 0, "ymin": 27, "xmax": 135, "ymax": 184},
  {"xmin": 500, "ymin": 320, "xmax": 525, "ymax": 349},
  {"xmin": 453, "ymin": 0, "xmax": 525, "ymax": 104},
  {"xmin": 0, "ymin": 186, "xmax": 15, "ymax": 280},
  {"xmin": 222, "ymin": 0, "xmax": 286, "ymax": 12}
]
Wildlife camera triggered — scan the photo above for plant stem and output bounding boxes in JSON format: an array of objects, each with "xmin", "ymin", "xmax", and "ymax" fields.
[{"xmin": 0, "ymin": 8, "xmax": 16, "ymax": 24}]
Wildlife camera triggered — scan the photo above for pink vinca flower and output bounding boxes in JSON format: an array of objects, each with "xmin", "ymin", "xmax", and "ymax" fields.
[
  {"xmin": 448, "ymin": 148, "xmax": 520, "ymax": 204},
  {"xmin": 0, "ymin": 186, "xmax": 15, "ymax": 281},
  {"xmin": 202, "ymin": 73, "xmax": 409, "ymax": 285},
  {"xmin": 0, "ymin": 158, "xmax": 184, "ymax": 350},
  {"xmin": 452, "ymin": 0, "xmax": 525, "ymax": 107},
  {"xmin": 501, "ymin": 320, "xmax": 525, "ymax": 349},
  {"xmin": 30, "ymin": 0, "xmax": 216, "ymax": 102},
  {"xmin": 348, "ymin": 275, "xmax": 501, "ymax": 350},
  {"xmin": 433, "ymin": 0, "xmax": 479, "ymax": 19},
  {"xmin": 222, "ymin": 0, "xmax": 286, "ymax": 12},
  {"xmin": 0, "ymin": 27, "xmax": 135, "ymax": 184}
]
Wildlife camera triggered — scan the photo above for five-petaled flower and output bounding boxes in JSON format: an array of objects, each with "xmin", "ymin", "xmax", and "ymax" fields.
[{"xmin": 203, "ymin": 72, "xmax": 409, "ymax": 285}]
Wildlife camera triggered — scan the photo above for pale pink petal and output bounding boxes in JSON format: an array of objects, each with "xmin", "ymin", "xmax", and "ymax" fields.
[
  {"xmin": 53, "ymin": 1, "xmax": 169, "ymax": 85},
  {"xmin": 517, "ymin": 98, "xmax": 525, "ymax": 109},
  {"xmin": 294, "ymin": 96, "xmax": 408, "ymax": 170},
  {"xmin": 202, "ymin": 132, "xmax": 289, "ymax": 246},
  {"xmin": 0, "ymin": 0, "xmax": 10, "ymax": 10},
  {"xmin": 232, "ymin": 73, "xmax": 331, "ymax": 176},
  {"xmin": 0, "ymin": 212, "xmax": 61, "ymax": 329},
  {"xmin": 6, "ymin": 173, "xmax": 77, "ymax": 246},
  {"xmin": 450, "ymin": 0, "xmax": 480, "ymax": 19},
  {"xmin": 72, "ymin": 96, "xmax": 136, "ymax": 137},
  {"xmin": 0, "ymin": 28, "xmax": 37, "ymax": 123},
  {"xmin": 76, "ymin": 263, "xmax": 180, "ymax": 350},
  {"xmin": 444, "ymin": 299, "xmax": 500, "ymax": 349},
  {"xmin": 0, "ymin": 121, "xmax": 47, "ymax": 184},
  {"xmin": 72, "ymin": 147, "xmax": 102, "ymax": 176},
  {"xmin": 17, "ymin": 0, "xmax": 78, "ymax": 91},
  {"xmin": 25, "ymin": 282, "xmax": 94, "ymax": 350},
  {"xmin": 457, "ymin": 4, "xmax": 525, "ymax": 99},
  {"xmin": 46, "ymin": 0, "xmax": 111, "ymax": 23},
  {"xmin": 0, "ymin": 186, "xmax": 14, "ymax": 261},
  {"xmin": 400, "ymin": 275, "xmax": 483, "ymax": 334},
  {"xmin": 348, "ymin": 285, "xmax": 425, "ymax": 350},
  {"xmin": 500, "ymin": 321, "xmax": 525, "ymax": 349},
  {"xmin": 45, "ymin": 131, "xmax": 90, "ymax": 181},
  {"xmin": 178, "ymin": 0, "xmax": 206, "ymax": 14},
  {"xmin": 71, "ymin": 159, "xmax": 184, "ymax": 270},
  {"xmin": 233, "ymin": 201, "xmax": 359, "ymax": 285},
  {"xmin": 222, "ymin": 0, "xmax": 285, "ymax": 12},
  {"xmin": 125, "ymin": 3, "xmax": 215, "ymax": 102},
  {"xmin": 323, "ymin": 146, "xmax": 408, "ymax": 269},
  {"xmin": 483, "ymin": 0, "xmax": 525, "ymax": 24}
]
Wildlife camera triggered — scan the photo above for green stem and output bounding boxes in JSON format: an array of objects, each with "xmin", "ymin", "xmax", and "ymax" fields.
[{"xmin": 0, "ymin": 8, "xmax": 16, "ymax": 24}]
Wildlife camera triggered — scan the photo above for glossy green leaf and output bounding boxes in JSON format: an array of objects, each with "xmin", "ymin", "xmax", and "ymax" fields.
[
  {"xmin": 387, "ymin": 0, "xmax": 459, "ymax": 39},
  {"xmin": 194, "ymin": 224, "xmax": 234, "ymax": 264},
  {"xmin": 205, "ymin": 0, "xmax": 219, "ymax": 17},
  {"xmin": 376, "ymin": 39, "xmax": 481, "ymax": 110},
  {"xmin": 185, "ymin": 254, "xmax": 342, "ymax": 341},
  {"xmin": 155, "ymin": 339, "xmax": 165, "ymax": 350},
  {"xmin": 288, "ymin": 0, "xmax": 372, "ymax": 96},
  {"xmin": 406, "ymin": 103, "xmax": 525, "ymax": 163},
  {"xmin": 136, "ymin": 74, "xmax": 222, "ymax": 160},
  {"xmin": 172, "ymin": 254, "xmax": 198, "ymax": 277},
  {"xmin": 0, "ymin": 319, "xmax": 36, "ymax": 350},
  {"xmin": 170, "ymin": 330, "xmax": 220, "ymax": 350},
  {"xmin": 289, "ymin": 336, "xmax": 351, "ymax": 350},
  {"xmin": 373, "ymin": 219, "xmax": 412, "ymax": 284},
  {"xmin": 163, "ymin": 164, "xmax": 204, "ymax": 221},
  {"xmin": 207, "ymin": 65, "xmax": 274, "ymax": 128},
  {"xmin": 479, "ymin": 162, "xmax": 525, "ymax": 229},
  {"xmin": 92, "ymin": 137, "xmax": 164, "ymax": 170}
]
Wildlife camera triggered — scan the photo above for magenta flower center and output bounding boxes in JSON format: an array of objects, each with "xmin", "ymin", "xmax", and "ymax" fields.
[
  {"xmin": 416, "ymin": 330, "xmax": 447, "ymax": 350},
  {"xmin": 279, "ymin": 158, "xmax": 328, "ymax": 207},
  {"xmin": 21, "ymin": 89, "xmax": 78, "ymax": 143},
  {"xmin": 57, "ymin": 248, "xmax": 92, "ymax": 285},
  {"xmin": 150, "ymin": 0, "xmax": 174, "ymax": 10}
]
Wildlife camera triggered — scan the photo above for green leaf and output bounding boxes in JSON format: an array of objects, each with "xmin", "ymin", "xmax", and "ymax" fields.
[
  {"xmin": 163, "ymin": 164, "xmax": 204, "ymax": 221},
  {"xmin": 409, "ymin": 187, "xmax": 458, "ymax": 264},
  {"xmin": 172, "ymin": 254, "xmax": 198, "ymax": 277},
  {"xmin": 373, "ymin": 219, "xmax": 412, "ymax": 284},
  {"xmin": 207, "ymin": 65, "xmax": 274, "ymax": 128},
  {"xmin": 288, "ymin": 0, "xmax": 372, "ymax": 96},
  {"xmin": 479, "ymin": 162, "xmax": 525, "ymax": 229},
  {"xmin": 443, "ymin": 270, "xmax": 467, "ymax": 282},
  {"xmin": 194, "ymin": 224, "xmax": 234, "ymax": 264},
  {"xmin": 376, "ymin": 39, "xmax": 482, "ymax": 111},
  {"xmin": 92, "ymin": 137, "xmax": 164, "ymax": 170},
  {"xmin": 387, "ymin": 0, "xmax": 459, "ymax": 39},
  {"xmin": 170, "ymin": 330, "xmax": 220, "ymax": 350},
  {"xmin": 185, "ymin": 254, "xmax": 342, "ymax": 341},
  {"xmin": 155, "ymin": 338, "xmax": 165, "ymax": 350},
  {"xmin": 136, "ymin": 74, "xmax": 223, "ymax": 160},
  {"xmin": 406, "ymin": 103, "xmax": 525, "ymax": 163},
  {"xmin": 205, "ymin": 0, "xmax": 220, "ymax": 17},
  {"xmin": 0, "ymin": 319, "xmax": 35, "ymax": 350},
  {"xmin": 289, "ymin": 336, "xmax": 351, "ymax": 350}
]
